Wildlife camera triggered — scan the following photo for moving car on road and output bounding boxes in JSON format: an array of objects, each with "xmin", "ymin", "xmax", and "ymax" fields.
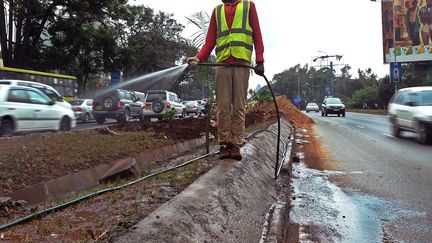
[
  {"xmin": 321, "ymin": 97, "xmax": 345, "ymax": 117},
  {"xmin": 92, "ymin": 89, "xmax": 144, "ymax": 124},
  {"xmin": 142, "ymin": 90, "xmax": 186, "ymax": 120},
  {"xmin": 70, "ymin": 99, "xmax": 93, "ymax": 123},
  {"xmin": 0, "ymin": 84, "xmax": 76, "ymax": 136},
  {"xmin": 388, "ymin": 86, "xmax": 432, "ymax": 144},
  {"xmin": 306, "ymin": 102, "xmax": 319, "ymax": 113},
  {"xmin": 0, "ymin": 79, "xmax": 72, "ymax": 109}
]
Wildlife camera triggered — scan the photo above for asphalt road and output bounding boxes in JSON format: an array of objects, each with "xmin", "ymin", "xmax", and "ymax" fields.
[{"xmin": 304, "ymin": 111, "xmax": 432, "ymax": 242}]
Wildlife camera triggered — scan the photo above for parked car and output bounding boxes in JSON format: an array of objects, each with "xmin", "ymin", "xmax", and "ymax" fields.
[
  {"xmin": 388, "ymin": 86, "xmax": 432, "ymax": 144},
  {"xmin": 0, "ymin": 79, "xmax": 71, "ymax": 109},
  {"xmin": 142, "ymin": 90, "xmax": 186, "ymax": 120},
  {"xmin": 70, "ymin": 99, "xmax": 93, "ymax": 123},
  {"xmin": 0, "ymin": 84, "xmax": 76, "ymax": 136},
  {"xmin": 321, "ymin": 97, "xmax": 345, "ymax": 117},
  {"xmin": 305, "ymin": 102, "xmax": 319, "ymax": 113},
  {"xmin": 92, "ymin": 89, "xmax": 144, "ymax": 124},
  {"xmin": 184, "ymin": 100, "xmax": 203, "ymax": 116}
]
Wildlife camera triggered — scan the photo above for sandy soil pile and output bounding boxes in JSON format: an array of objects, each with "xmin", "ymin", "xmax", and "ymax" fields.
[{"xmin": 252, "ymin": 96, "xmax": 314, "ymax": 128}]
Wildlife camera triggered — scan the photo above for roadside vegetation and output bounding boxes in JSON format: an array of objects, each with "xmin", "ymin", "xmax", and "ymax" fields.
[{"xmin": 270, "ymin": 63, "xmax": 431, "ymax": 110}]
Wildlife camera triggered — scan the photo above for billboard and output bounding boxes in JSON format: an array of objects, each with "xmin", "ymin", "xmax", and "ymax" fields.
[{"xmin": 382, "ymin": 0, "xmax": 432, "ymax": 63}]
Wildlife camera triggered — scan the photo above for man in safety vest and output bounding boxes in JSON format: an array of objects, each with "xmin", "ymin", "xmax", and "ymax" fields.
[{"xmin": 188, "ymin": 0, "xmax": 265, "ymax": 161}]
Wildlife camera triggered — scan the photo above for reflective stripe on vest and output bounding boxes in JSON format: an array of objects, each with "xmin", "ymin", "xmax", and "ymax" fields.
[{"xmin": 215, "ymin": 0, "xmax": 253, "ymax": 63}]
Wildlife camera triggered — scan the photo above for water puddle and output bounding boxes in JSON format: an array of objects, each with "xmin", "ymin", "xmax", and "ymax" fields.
[{"xmin": 289, "ymin": 163, "xmax": 426, "ymax": 242}]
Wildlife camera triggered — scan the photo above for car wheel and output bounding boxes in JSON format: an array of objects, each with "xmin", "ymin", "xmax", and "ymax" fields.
[
  {"xmin": 60, "ymin": 116, "xmax": 71, "ymax": 132},
  {"xmin": 103, "ymin": 96, "xmax": 116, "ymax": 109},
  {"xmin": 0, "ymin": 120, "xmax": 14, "ymax": 137},
  {"xmin": 152, "ymin": 100, "xmax": 165, "ymax": 114},
  {"xmin": 342, "ymin": 112, "xmax": 345, "ymax": 117},
  {"xmin": 306, "ymin": 110, "xmax": 309, "ymax": 113},
  {"xmin": 321, "ymin": 111, "xmax": 324, "ymax": 117},
  {"xmin": 416, "ymin": 122, "xmax": 430, "ymax": 144},
  {"xmin": 182, "ymin": 110, "xmax": 186, "ymax": 119},
  {"xmin": 325, "ymin": 112, "xmax": 328, "ymax": 117},
  {"xmin": 124, "ymin": 109, "xmax": 131, "ymax": 122},
  {"xmin": 95, "ymin": 116, "xmax": 105, "ymax": 124},
  {"xmin": 390, "ymin": 121, "xmax": 401, "ymax": 138},
  {"xmin": 83, "ymin": 113, "xmax": 90, "ymax": 123},
  {"xmin": 337, "ymin": 113, "xmax": 340, "ymax": 117}
]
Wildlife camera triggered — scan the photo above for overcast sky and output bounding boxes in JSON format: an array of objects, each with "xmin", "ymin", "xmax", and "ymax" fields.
[{"xmin": 132, "ymin": 0, "xmax": 387, "ymax": 89}]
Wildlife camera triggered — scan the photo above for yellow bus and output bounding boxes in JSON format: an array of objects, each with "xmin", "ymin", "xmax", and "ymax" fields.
[{"xmin": 0, "ymin": 66, "xmax": 78, "ymax": 98}]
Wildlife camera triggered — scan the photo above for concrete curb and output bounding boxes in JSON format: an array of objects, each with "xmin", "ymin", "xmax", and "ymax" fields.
[
  {"xmin": 116, "ymin": 118, "xmax": 294, "ymax": 242},
  {"xmin": 3, "ymin": 136, "xmax": 206, "ymax": 205}
]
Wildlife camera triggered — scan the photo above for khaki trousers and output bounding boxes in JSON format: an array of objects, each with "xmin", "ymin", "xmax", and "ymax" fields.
[{"xmin": 215, "ymin": 62, "xmax": 250, "ymax": 146}]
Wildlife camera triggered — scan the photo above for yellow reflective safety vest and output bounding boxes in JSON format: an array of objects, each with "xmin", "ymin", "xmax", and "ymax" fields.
[{"xmin": 215, "ymin": 0, "xmax": 253, "ymax": 63}]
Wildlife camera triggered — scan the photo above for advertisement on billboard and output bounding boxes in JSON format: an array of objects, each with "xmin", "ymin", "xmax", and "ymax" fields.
[{"xmin": 382, "ymin": 0, "xmax": 432, "ymax": 63}]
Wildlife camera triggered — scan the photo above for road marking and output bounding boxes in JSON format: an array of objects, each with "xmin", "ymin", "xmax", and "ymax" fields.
[
  {"xmin": 357, "ymin": 125, "xmax": 365, "ymax": 129},
  {"xmin": 383, "ymin": 133, "xmax": 395, "ymax": 138}
]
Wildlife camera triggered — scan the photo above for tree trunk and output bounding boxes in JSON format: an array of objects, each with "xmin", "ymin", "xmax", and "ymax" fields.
[{"xmin": 0, "ymin": 1, "xmax": 11, "ymax": 65}]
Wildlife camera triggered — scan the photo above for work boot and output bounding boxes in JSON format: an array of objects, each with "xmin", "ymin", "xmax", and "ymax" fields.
[
  {"xmin": 230, "ymin": 145, "xmax": 242, "ymax": 161},
  {"xmin": 218, "ymin": 144, "xmax": 231, "ymax": 160}
]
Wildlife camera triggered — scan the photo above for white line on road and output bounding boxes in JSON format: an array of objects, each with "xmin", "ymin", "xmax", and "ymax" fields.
[
  {"xmin": 383, "ymin": 133, "xmax": 395, "ymax": 138},
  {"xmin": 357, "ymin": 125, "xmax": 365, "ymax": 129}
]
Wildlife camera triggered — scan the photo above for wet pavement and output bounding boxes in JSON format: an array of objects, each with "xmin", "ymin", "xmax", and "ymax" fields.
[{"xmin": 288, "ymin": 118, "xmax": 431, "ymax": 242}]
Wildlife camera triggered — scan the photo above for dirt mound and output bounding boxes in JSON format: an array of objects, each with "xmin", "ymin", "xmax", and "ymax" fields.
[
  {"xmin": 254, "ymin": 96, "xmax": 314, "ymax": 128},
  {"xmin": 112, "ymin": 118, "xmax": 217, "ymax": 141}
]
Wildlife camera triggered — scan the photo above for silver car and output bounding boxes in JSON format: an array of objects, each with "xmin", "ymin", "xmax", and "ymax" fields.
[
  {"xmin": 388, "ymin": 86, "xmax": 432, "ymax": 144},
  {"xmin": 70, "ymin": 99, "xmax": 94, "ymax": 123},
  {"xmin": 185, "ymin": 100, "xmax": 203, "ymax": 116},
  {"xmin": 305, "ymin": 102, "xmax": 319, "ymax": 113}
]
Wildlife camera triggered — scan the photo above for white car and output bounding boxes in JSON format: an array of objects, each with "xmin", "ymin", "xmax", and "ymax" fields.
[
  {"xmin": 0, "ymin": 84, "xmax": 76, "ymax": 136},
  {"xmin": 388, "ymin": 86, "xmax": 432, "ymax": 144},
  {"xmin": 0, "ymin": 79, "xmax": 72, "ymax": 109},
  {"xmin": 305, "ymin": 102, "xmax": 319, "ymax": 113},
  {"xmin": 142, "ymin": 90, "xmax": 186, "ymax": 120}
]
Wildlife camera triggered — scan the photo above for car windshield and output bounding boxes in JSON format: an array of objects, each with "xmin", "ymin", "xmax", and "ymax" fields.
[
  {"xmin": 418, "ymin": 91, "xmax": 432, "ymax": 106},
  {"xmin": 70, "ymin": 99, "xmax": 84, "ymax": 105},
  {"xmin": 146, "ymin": 93, "xmax": 166, "ymax": 102},
  {"xmin": 326, "ymin": 98, "xmax": 342, "ymax": 104},
  {"xmin": 308, "ymin": 103, "xmax": 318, "ymax": 106}
]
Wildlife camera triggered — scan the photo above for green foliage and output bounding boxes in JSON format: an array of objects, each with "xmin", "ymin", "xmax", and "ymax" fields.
[
  {"xmin": 0, "ymin": 1, "xmax": 189, "ymax": 93},
  {"xmin": 163, "ymin": 109, "xmax": 177, "ymax": 120},
  {"xmin": 249, "ymin": 88, "xmax": 272, "ymax": 104},
  {"xmin": 346, "ymin": 86, "xmax": 378, "ymax": 109}
]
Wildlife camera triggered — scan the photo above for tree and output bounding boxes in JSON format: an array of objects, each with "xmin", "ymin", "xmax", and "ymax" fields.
[
  {"xmin": 186, "ymin": 11, "xmax": 210, "ymax": 49},
  {"xmin": 0, "ymin": 0, "xmax": 128, "ymax": 69},
  {"xmin": 122, "ymin": 6, "xmax": 189, "ymax": 77}
]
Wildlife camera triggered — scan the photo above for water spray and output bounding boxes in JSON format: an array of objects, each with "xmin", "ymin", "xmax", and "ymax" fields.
[{"xmin": 196, "ymin": 63, "xmax": 283, "ymax": 179}]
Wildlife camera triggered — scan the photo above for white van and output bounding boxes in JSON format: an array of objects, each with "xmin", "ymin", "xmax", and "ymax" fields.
[{"xmin": 0, "ymin": 79, "xmax": 72, "ymax": 109}]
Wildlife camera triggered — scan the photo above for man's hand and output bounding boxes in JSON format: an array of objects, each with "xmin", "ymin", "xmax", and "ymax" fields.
[
  {"xmin": 255, "ymin": 62, "xmax": 265, "ymax": 76},
  {"xmin": 187, "ymin": 56, "xmax": 200, "ymax": 67}
]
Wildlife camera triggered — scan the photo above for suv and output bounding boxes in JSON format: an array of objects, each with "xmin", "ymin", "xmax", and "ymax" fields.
[
  {"xmin": 142, "ymin": 90, "xmax": 186, "ymax": 120},
  {"xmin": 0, "ymin": 79, "xmax": 71, "ymax": 109},
  {"xmin": 0, "ymin": 84, "xmax": 76, "ymax": 136},
  {"xmin": 321, "ymin": 97, "xmax": 345, "ymax": 117},
  {"xmin": 388, "ymin": 86, "xmax": 432, "ymax": 144},
  {"xmin": 92, "ymin": 89, "xmax": 144, "ymax": 124}
]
